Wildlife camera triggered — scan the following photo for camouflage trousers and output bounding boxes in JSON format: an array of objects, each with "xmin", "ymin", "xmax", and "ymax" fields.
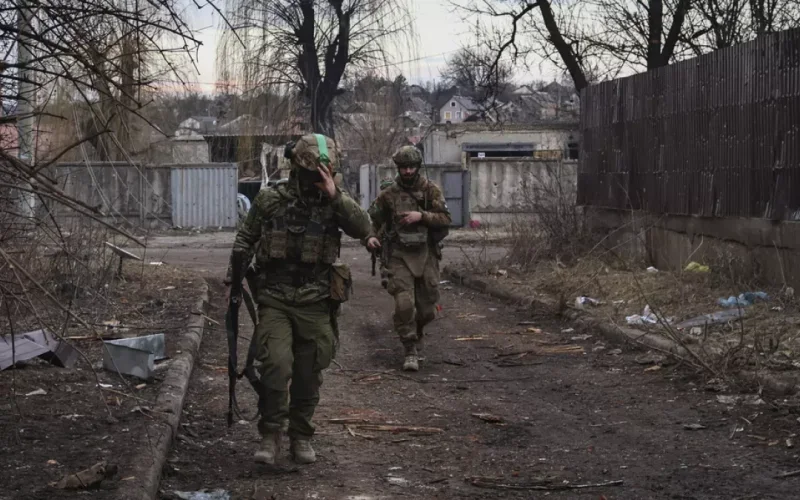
[
  {"xmin": 386, "ymin": 256, "xmax": 440, "ymax": 346},
  {"xmin": 253, "ymin": 295, "xmax": 335, "ymax": 439}
]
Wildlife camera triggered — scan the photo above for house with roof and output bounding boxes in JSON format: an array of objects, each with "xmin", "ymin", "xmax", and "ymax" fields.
[
  {"xmin": 176, "ymin": 116, "xmax": 218, "ymax": 137},
  {"xmin": 439, "ymin": 95, "xmax": 480, "ymax": 124}
]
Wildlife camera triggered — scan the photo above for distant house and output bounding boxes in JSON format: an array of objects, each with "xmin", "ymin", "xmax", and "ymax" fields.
[
  {"xmin": 176, "ymin": 116, "xmax": 218, "ymax": 137},
  {"xmin": 440, "ymin": 95, "xmax": 480, "ymax": 124}
]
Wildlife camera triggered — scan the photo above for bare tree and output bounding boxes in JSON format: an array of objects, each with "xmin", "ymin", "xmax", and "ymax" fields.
[
  {"xmin": 0, "ymin": 0, "xmax": 214, "ymax": 364},
  {"xmin": 682, "ymin": 0, "xmax": 800, "ymax": 54},
  {"xmin": 219, "ymin": 0, "xmax": 413, "ymax": 137},
  {"xmin": 336, "ymin": 71, "xmax": 410, "ymax": 166},
  {"xmin": 454, "ymin": 0, "xmax": 800, "ymax": 94},
  {"xmin": 440, "ymin": 47, "xmax": 514, "ymax": 98}
]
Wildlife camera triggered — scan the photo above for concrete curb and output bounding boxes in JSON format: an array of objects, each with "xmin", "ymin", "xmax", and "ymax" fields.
[
  {"xmin": 116, "ymin": 280, "xmax": 210, "ymax": 500},
  {"xmin": 443, "ymin": 266, "xmax": 800, "ymax": 396}
]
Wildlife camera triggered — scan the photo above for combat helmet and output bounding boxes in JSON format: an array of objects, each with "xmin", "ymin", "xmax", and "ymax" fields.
[
  {"xmin": 286, "ymin": 133, "xmax": 340, "ymax": 173},
  {"xmin": 392, "ymin": 145, "xmax": 423, "ymax": 187}
]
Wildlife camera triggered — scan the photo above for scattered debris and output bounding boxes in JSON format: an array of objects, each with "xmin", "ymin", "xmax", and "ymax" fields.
[
  {"xmin": 454, "ymin": 336, "xmax": 487, "ymax": 341},
  {"xmin": 149, "ymin": 261, "xmax": 164, "ymax": 266},
  {"xmin": 50, "ymin": 461, "xmax": 118, "ymax": 489},
  {"xmin": 744, "ymin": 395, "xmax": 765, "ymax": 406},
  {"xmin": 683, "ymin": 423, "xmax": 707, "ymax": 431},
  {"xmin": 0, "ymin": 329, "xmax": 79, "ymax": 370},
  {"xmin": 561, "ymin": 328, "xmax": 575, "ymax": 334},
  {"xmin": 571, "ymin": 334, "xmax": 593, "ymax": 341},
  {"xmin": 774, "ymin": 469, "xmax": 800, "ymax": 479},
  {"xmin": 635, "ymin": 353, "xmax": 666, "ymax": 365},
  {"xmin": 351, "ymin": 424, "xmax": 443, "ymax": 435},
  {"xmin": 717, "ymin": 395, "xmax": 739, "ymax": 405},
  {"xmin": 25, "ymin": 388, "xmax": 47, "ymax": 396},
  {"xmin": 646, "ymin": 266, "xmax": 659, "ymax": 273},
  {"xmin": 467, "ymin": 476, "xmax": 623, "ymax": 491},
  {"xmin": 472, "ymin": 413, "xmax": 505, "ymax": 424},
  {"xmin": 525, "ymin": 327, "xmax": 543, "ymax": 334},
  {"xmin": 626, "ymin": 305, "xmax": 674, "ymax": 326},
  {"xmin": 676, "ymin": 309, "xmax": 745, "ymax": 330},
  {"xmin": 575, "ymin": 296, "xmax": 602, "ymax": 308},
  {"xmin": 168, "ymin": 490, "xmax": 231, "ymax": 500},
  {"xmin": 439, "ymin": 280, "xmax": 451, "ymax": 285},
  {"xmin": 160, "ymin": 286, "xmax": 177, "ymax": 291},
  {"xmin": 717, "ymin": 291, "xmax": 768, "ymax": 308},
  {"xmin": 607, "ymin": 349, "xmax": 623, "ymax": 356},
  {"xmin": 456, "ymin": 313, "xmax": 486, "ymax": 320},
  {"xmin": 496, "ymin": 269, "xmax": 508, "ymax": 277},
  {"xmin": 644, "ymin": 365, "xmax": 662, "ymax": 372},
  {"xmin": 685, "ymin": 261, "xmax": 710, "ymax": 273},
  {"xmin": 105, "ymin": 242, "xmax": 143, "ymax": 275},
  {"xmin": 103, "ymin": 333, "xmax": 166, "ymax": 380},
  {"xmin": 386, "ymin": 476, "xmax": 410, "ymax": 487}
]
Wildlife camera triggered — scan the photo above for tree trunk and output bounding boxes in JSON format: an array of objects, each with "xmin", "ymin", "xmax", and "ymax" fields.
[
  {"xmin": 539, "ymin": 0, "xmax": 589, "ymax": 92},
  {"xmin": 647, "ymin": 0, "xmax": 664, "ymax": 69}
]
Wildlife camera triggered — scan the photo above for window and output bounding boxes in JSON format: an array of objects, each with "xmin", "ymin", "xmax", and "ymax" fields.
[
  {"xmin": 456, "ymin": 111, "xmax": 462, "ymax": 119},
  {"xmin": 567, "ymin": 142, "xmax": 580, "ymax": 160},
  {"xmin": 444, "ymin": 111, "xmax": 451, "ymax": 120},
  {"xmin": 451, "ymin": 102, "xmax": 456, "ymax": 107}
]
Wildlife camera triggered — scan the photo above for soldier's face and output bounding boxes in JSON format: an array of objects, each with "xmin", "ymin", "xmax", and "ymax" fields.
[
  {"xmin": 297, "ymin": 167, "xmax": 323, "ymax": 194},
  {"xmin": 398, "ymin": 166, "xmax": 418, "ymax": 180}
]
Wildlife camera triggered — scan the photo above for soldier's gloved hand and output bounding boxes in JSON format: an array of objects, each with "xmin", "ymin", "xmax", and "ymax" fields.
[
  {"xmin": 367, "ymin": 237, "xmax": 381, "ymax": 250},
  {"xmin": 399, "ymin": 211, "xmax": 422, "ymax": 226},
  {"xmin": 314, "ymin": 163, "xmax": 337, "ymax": 199},
  {"xmin": 225, "ymin": 283, "xmax": 243, "ymax": 304}
]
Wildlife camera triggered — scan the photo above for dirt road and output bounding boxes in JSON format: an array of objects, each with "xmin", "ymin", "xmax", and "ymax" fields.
[{"xmin": 159, "ymin": 245, "xmax": 800, "ymax": 500}]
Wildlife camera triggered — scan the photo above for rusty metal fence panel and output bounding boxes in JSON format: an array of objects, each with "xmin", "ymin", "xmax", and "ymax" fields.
[
  {"xmin": 170, "ymin": 163, "xmax": 238, "ymax": 228},
  {"xmin": 579, "ymin": 28, "xmax": 800, "ymax": 220}
]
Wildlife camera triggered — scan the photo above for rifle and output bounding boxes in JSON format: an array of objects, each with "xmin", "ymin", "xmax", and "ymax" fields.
[
  {"xmin": 226, "ymin": 252, "xmax": 261, "ymax": 427},
  {"xmin": 371, "ymin": 248, "xmax": 377, "ymax": 276}
]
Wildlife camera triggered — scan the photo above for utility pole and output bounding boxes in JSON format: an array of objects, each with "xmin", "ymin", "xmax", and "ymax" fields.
[{"xmin": 17, "ymin": 0, "xmax": 36, "ymax": 218}]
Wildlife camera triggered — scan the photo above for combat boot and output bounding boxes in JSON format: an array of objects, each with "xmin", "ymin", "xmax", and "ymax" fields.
[
  {"xmin": 290, "ymin": 438, "xmax": 316, "ymax": 464},
  {"xmin": 402, "ymin": 343, "xmax": 419, "ymax": 372},
  {"xmin": 254, "ymin": 432, "xmax": 280, "ymax": 464}
]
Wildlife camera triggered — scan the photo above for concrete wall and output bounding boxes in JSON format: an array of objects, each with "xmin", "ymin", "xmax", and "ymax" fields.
[
  {"xmin": 587, "ymin": 207, "xmax": 800, "ymax": 288},
  {"xmin": 171, "ymin": 137, "xmax": 210, "ymax": 164},
  {"xmin": 371, "ymin": 159, "xmax": 578, "ymax": 226},
  {"xmin": 136, "ymin": 135, "xmax": 210, "ymax": 165},
  {"xmin": 468, "ymin": 158, "xmax": 578, "ymax": 225},
  {"xmin": 53, "ymin": 162, "xmax": 235, "ymax": 229},
  {"xmin": 421, "ymin": 123, "xmax": 580, "ymax": 165}
]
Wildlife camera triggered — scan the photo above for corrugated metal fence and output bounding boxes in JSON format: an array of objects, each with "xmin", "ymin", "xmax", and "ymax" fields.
[
  {"xmin": 579, "ymin": 28, "xmax": 800, "ymax": 220},
  {"xmin": 171, "ymin": 164, "xmax": 238, "ymax": 228},
  {"xmin": 54, "ymin": 162, "xmax": 238, "ymax": 228}
]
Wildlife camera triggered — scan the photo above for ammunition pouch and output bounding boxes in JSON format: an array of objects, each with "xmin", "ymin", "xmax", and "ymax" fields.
[{"xmin": 330, "ymin": 263, "xmax": 352, "ymax": 303}]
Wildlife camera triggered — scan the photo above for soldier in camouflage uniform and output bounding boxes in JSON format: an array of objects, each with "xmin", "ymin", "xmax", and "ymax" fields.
[
  {"xmin": 226, "ymin": 134, "xmax": 371, "ymax": 465},
  {"xmin": 366, "ymin": 146, "xmax": 451, "ymax": 371},
  {"xmin": 369, "ymin": 178, "xmax": 395, "ymax": 288}
]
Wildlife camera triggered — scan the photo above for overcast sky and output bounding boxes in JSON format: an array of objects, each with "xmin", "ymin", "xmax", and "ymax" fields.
[{"xmin": 177, "ymin": 0, "xmax": 563, "ymax": 94}]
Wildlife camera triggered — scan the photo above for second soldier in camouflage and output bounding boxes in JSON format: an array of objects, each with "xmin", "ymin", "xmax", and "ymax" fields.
[{"xmin": 366, "ymin": 145, "xmax": 451, "ymax": 371}]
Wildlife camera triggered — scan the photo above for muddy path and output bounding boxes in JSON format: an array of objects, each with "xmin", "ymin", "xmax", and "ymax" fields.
[{"xmin": 159, "ymin": 246, "xmax": 800, "ymax": 500}]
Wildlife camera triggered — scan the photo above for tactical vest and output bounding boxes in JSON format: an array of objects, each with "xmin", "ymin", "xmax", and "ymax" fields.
[
  {"xmin": 258, "ymin": 199, "xmax": 341, "ymax": 267},
  {"xmin": 389, "ymin": 186, "xmax": 429, "ymax": 248}
]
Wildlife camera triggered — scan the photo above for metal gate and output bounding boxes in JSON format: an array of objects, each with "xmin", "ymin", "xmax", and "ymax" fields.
[{"xmin": 441, "ymin": 170, "xmax": 469, "ymax": 227}]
